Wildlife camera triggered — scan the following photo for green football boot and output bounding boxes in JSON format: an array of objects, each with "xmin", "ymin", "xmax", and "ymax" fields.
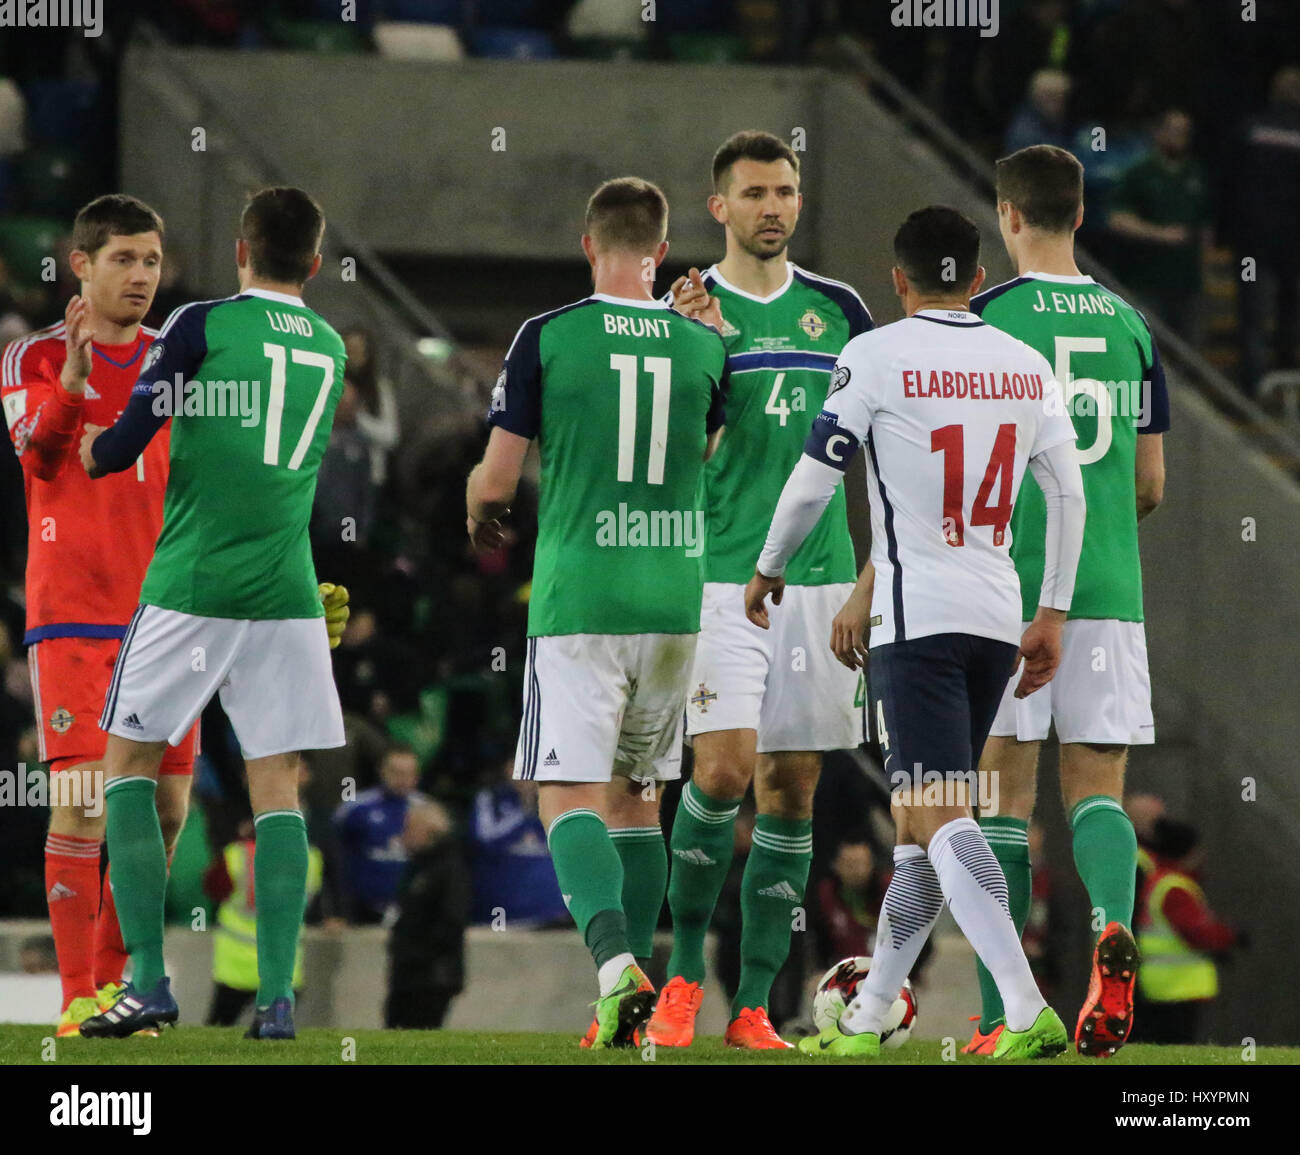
[
  {"xmin": 798, "ymin": 1021, "xmax": 881, "ymax": 1057},
  {"xmin": 991, "ymin": 1006, "xmax": 1068, "ymax": 1060},
  {"xmin": 590, "ymin": 964, "xmax": 655, "ymax": 1050}
]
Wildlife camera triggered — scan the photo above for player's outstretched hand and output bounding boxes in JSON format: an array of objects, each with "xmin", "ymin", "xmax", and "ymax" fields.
[
  {"xmin": 671, "ymin": 268, "xmax": 726, "ymax": 333},
  {"xmin": 79, "ymin": 423, "xmax": 105, "ymax": 478},
  {"xmin": 830, "ymin": 589, "xmax": 872, "ymax": 671},
  {"xmin": 62, "ymin": 295, "xmax": 93, "ymax": 394},
  {"xmin": 1014, "ymin": 608, "xmax": 1066, "ymax": 698},
  {"xmin": 744, "ymin": 569, "xmax": 785, "ymax": 630},
  {"xmin": 467, "ymin": 513, "xmax": 507, "ymax": 553},
  {"xmin": 318, "ymin": 582, "xmax": 350, "ymax": 649}
]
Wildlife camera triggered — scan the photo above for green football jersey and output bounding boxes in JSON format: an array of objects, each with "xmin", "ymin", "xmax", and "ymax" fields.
[
  {"xmin": 972, "ymin": 273, "xmax": 1170, "ymax": 621},
  {"xmin": 100, "ymin": 288, "xmax": 345, "ymax": 620},
  {"xmin": 488, "ymin": 293, "xmax": 727, "ymax": 637},
  {"xmin": 693, "ymin": 263, "xmax": 872, "ymax": 586}
]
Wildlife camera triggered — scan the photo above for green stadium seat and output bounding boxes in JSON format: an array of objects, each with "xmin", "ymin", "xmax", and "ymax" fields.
[
  {"xmin": 0, "ymin": 214, "xmax": 65, "ymax": 289},
  {"xmin": 17, "ymin": 145, "xmax": 88, "ymax": 219},
  {"xmin": 666, "ymin": 33, "xmax": 746, "ymax": 64},
  {"xmin": 265, "ymin": 18, "xmax": 368, "ymax": 53}
]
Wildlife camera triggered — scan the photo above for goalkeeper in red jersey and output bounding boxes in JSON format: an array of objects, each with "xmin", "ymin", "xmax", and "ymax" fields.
[{"xmin": 1, "ymin": 196, "xmax": 351, "ymax": 1038}]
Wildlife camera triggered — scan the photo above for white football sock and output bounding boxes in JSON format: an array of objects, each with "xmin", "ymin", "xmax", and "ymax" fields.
[
  {"xmin": 928, "ymin": 817, "xmax": 1045, "ymax": 1032},
  {"xmin": 597, "ymin": 952, "xmax": 637, "ymax": 997},
  {"xmin": 840, "ymin": 845, "xmax": 944, "ymax": 1037}
]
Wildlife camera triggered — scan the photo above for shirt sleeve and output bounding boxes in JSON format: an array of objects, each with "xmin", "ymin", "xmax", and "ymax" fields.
[
  {"xmin": 2, "ymin": 334, "xmax": 84, "ymax": 482},
  {"xmin": 800, "ymin": 340, "xmax": 875, "ymax": 472},
  {"xmin": 91, "ymin": 302, "xmax": 209, "ymax": 475},
  {"xmin": 1137, "ymin": 323, "xmax": 1170, "ymax": 434},
  {"xmin": 1028, "ymin": 355, "xmax": 1078, "ymax": 459},
  {"xmin": 486, "ymin": 316, "xmax": 543, "ymax": 439}
]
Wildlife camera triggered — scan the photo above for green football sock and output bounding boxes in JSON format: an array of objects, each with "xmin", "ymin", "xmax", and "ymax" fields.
[
  {"xmin": 1070, "ymin": 794, "xmax": 1137, "ymax": 932},
  {"xmin": 104, "ymin": 777, "xmax": 168, "ymax": 991},
  {"xmin": 975, "ymin": 816, "xmax": 1031, "ymax": 1032},
  {"xmin": 610, "ymin": 825, "xmax": 667, "ymax": 964},
  {"xmin": 666, "ymin": 780, "xmax": 741, "ymax": 984},
  {"xmin": 547, "ymin": 809, "xmax": 631, "ymax": 970},
  {"xmin": 253, "ymin": 810, "xmax": 309, "ymax": 1008},
  {"xmin": 732, "ymin": 814, "xmax": 812, "ymax": 1018}
]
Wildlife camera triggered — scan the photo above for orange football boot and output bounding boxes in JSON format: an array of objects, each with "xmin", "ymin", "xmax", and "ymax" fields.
[
  {"xmin": 1075, "ymin": 921, "xmax": 1140, "ymax": 1057},
  {"xmin": 578, "ymin": 1017, "xmax": 640, "ymax": 1049},
  {"xmin": 724, "ymin": 1006, "xmax": 793, "ymax": 1050},
  {"xmin": 960, "ymin": 1015, "xmax": 1004, "ymax": 1055},
  {"xmin": 644, "ymin": 976, "xmax": 704, "ymax": 1047}
]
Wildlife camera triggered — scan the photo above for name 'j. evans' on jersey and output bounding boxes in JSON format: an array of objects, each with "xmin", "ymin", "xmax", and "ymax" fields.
[{"xmin": 764, "ymin": 309, "xmax": 1080, "ymax": 649}]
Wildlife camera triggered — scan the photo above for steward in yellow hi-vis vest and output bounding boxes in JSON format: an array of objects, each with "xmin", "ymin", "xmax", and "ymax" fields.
[
  {"xmin": 205, "ymin": 837, "xmax": 323, "ymax": 1026},
  {"xmin": 1132, "ymin": 819, "xmax": 1242, "ymax": 1044}
]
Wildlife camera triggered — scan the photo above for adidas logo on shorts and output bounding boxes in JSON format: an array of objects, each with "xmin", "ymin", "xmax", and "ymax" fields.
[
  {"xmin": 673, "ymin": 847, "xmax": 717, "ymax": 866},
  {"xmin": 122, "ymin": 713, "xmax": 144, "ymax": 731},
  {"xmin": 46, "ymin": 882, "xmax": 76, "ymax": 902},
  {"xmin": 543, "ymin": 749, "xmax": 559, "ymax": 766},
  {"xmin": 757, "ymin": 881, "xmax": 800, "ymax": 901}
]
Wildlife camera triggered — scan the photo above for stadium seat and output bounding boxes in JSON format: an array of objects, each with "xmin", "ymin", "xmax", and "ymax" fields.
[
  {"xmin": 469, "ymin": 27, "xmax": 556, "ymax": 59},
  {"xmin": 666, "ymin": 33, "xmax": 746, "ymax": 64},
  {"xmin": 656, "ymin": 0, "xmax": 733, "ymax": 33},
  {"xmin": 20, "ymin": 79, "xmax": 101, "ymax": 147},
  {"xmin": 373, "ymin": 21, "xmax": 465, "ymax": 62},
  {"xmin": 16, "ymin": 145, "xmax": 89, "ymax": 219},
  {"xmin": 382, "ymin": 0, "xmax": 464, "ymax": 22},
  {"xmin": 265, "ymin": 18, "xmax": 368, "ymax": 53},
  {"xmin": 0, "ymin": 215, "xmax": 65, "ymax": 289}
]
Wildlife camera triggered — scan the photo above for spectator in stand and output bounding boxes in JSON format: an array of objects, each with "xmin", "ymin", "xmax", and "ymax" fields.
[
  {"xmin": 466, "ymin": 757, "xmax": 567, "ymax": 927},
  {"xmin": 341, "ymin": 325, "xmax": 400, "ymax": 490},
  {"xmin": 204, "ymin": 811, "xmax": 326, "ymax": 1027},
  {"xmin": 1230, "ymin": 65, "xmax": 1300, "ymax": 397},
  {"xmin": 813, "ymin": 839, "xmax": 890, "ymax": 962},
  {"xmin": 1131, "ymin": 817, "xmax": 1244, "ymax": 1044},
  {"xmin": 1109, "ymin": 109, "xmax": 1210, "ymax": 342},
  {"xmin": 333, "ymin": 744, "xmax": 428, "ymax": 924},
  {"xmin": 385, "ymin": 798, "xmax": 470, "ymax": 1029},
  {"xmin": 311, "ymin": 378, "xmax": 379, "ymax": 593},
  {"xmin": 1003, "ymin": 70, "xmax": 1074, "ymax": 157}
]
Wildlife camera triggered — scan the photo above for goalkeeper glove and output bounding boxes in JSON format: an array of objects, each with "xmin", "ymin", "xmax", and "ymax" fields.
[{"xmin": 318, "ymin": 582, "xmax": 350, "ymax": 649}]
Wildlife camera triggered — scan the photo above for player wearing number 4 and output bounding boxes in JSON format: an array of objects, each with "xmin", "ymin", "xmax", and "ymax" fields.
[
  {"xmin": 748, "ymin": 206, "xmax": 1087, "ymax": 1059},
  {"xmin": 76, "ymin": 188, "xmax": 348, "ymax": 1040},
  {"xmin": 964, "ymin": 146, "xmax": 1170, "ymax": 1058},
  {"xmin": 647, "ymin": 131, "xmax": 873, "ymax": 1051},
  {"xmin": 467, "ymin": 178, "xmax": 726, "ymax": 1048}
]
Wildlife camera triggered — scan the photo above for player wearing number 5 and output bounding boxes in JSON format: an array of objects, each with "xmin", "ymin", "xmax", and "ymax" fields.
[
  {"xmin": 466, "ymin": 179, "xmax": 726, "ymax": 1048},
  {"xmin": 649, "ymin": 131, "xmax": 873, "ymax": 1051},
  {"xmin": 965, "ymin": 146, "xmax": 1171, "ymax": 1059},
  {"xmin": 76, "ymin": 188, "xmax": 347, "ymax": 1040},
  {"xmin": 750, "ymin": 207, "xmax": 1086, "ymax": 1058}
]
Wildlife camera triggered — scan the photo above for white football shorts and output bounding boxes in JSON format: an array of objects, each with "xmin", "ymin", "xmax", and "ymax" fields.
[
  {"xmin": 513, "ymin": 632, "xmax": 697, "ymax": 784},
  {"xmin": 989, "ymin": 618, "xmax": 1154, "ymax": 746},
  {"xmin": 101, "ymin": 605, "xmax": 345, "ymax": 759},
  {"xmin": 685, "ymin": 582, "xmax": 864, "ymax": 754}
]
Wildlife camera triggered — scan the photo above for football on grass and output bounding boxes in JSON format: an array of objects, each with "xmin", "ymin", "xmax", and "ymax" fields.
[{"xmin": 812, "ymin": 956, "xmax": 918, "ymax": 1048}]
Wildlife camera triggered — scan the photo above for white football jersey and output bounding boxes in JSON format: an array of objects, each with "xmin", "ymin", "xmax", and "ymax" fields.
[{"xmin": 813, "ymin": 308, "xmax": 1076, "ymax": 648}]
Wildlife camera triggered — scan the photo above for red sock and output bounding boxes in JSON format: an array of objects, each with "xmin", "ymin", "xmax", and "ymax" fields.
[
  {"xmin": 45, "ymin": 834, "xmax": 103, "ymax": 1010},
  {"xmin": 93, "ymin": 863, "xmax": 128, "ymax": 990}
]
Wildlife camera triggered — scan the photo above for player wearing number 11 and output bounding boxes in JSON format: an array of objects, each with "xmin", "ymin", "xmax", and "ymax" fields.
[
  {"xmin": 76, "ymin": 187, "xmax": 347, "ymax": 1040},
  {"xmin": 467, "ymin": 178, "xmax": 726, "ymax": 1048}
]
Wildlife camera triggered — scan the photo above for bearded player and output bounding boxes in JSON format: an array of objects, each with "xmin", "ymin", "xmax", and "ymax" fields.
[
  {"xmin": 0, "ymin": 195, "xmax": 201, "ymax": 1038},
  {"xmin": 646, "ymin": 131, "xmax": 873, "ymax": 1049},
  {"xmin": 965, "ymin": 145, "xmax": 1169, "ymax": 1058}
]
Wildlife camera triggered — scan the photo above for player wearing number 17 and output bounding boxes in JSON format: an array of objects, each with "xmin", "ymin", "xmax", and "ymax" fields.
[
  {"xmin": 466, "ymin": 178, "xmax": 727, "ymax": 1048},
  {"xmin": 748, "ymin": 207, "xmax": 1087, "ymax": 1058},
  {"xmin": 76, "ymin": 188, "xmax": 348, "ymax": 1040}
]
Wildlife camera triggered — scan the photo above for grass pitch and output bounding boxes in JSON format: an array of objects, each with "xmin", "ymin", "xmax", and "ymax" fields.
[{"xmin": 1, "ymin": 1025, "xmax": 1296, "ymax": 1065}]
